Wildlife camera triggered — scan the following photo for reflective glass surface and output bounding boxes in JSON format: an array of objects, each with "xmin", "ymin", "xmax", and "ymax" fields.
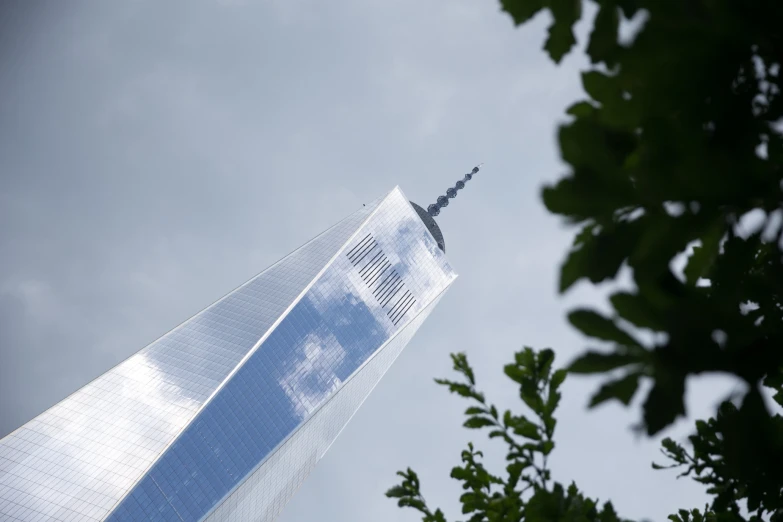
[
  {"xmin": 0, "ymin": 198, "xmax": 382, "ymax": 521},
  {"xmin": 205, "ymin": 293, "xmax": 445, "ymax": 522},
  {"xmin": 109, "ymin": 187, "xmax": 456, "ymax": 521},
  {"xmin": 0, "ymin": 187, "xmax": 455, "ymax": 522}
]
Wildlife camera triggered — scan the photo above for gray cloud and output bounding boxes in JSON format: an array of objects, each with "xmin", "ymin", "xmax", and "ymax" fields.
[{"xmin": 0, "ymin": 1, "xmax": 724, "ymax": 520}]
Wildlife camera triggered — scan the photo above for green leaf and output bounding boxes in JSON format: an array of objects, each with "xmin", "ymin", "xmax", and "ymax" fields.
[
  {"xmin": 616, "ymin": 0, "xmax": 639, "ymax": 18},
  {"xmin": 435, "ymin": 378, "xmax": 485, "ymax": 403},
  {"xmin": 550, "ymin": 369, "xmax": 567, "ymax": 391},
  {"xmin": 582, "ymin": 70, "xmax": 617, "ymax": 105},
  {"xmin": 537, "ymin": 348, "xmax": 555, "ymax": 376},
  {"xmin": 543, "ymin": 0, "xmax": 582, "ymax": 63},
  {"xmin": 465, "ymin": 407, "xmax": 486, "ymax": 416},
  {"xmin": 450, "ymin": 352, "xmax": 477, "ymax": 385},
  {"xmin": 435, "ymin": 379, "xmax": 471, "ymax": 396},
  {"xmin": 586, "ymin": 4, "xmax": 619, "ymax": 66},
  {"xmin": 511, "ymin": 418, "xmax": 541, "ymax": 440},
  {"xmin": 643, "ymin": 380, "xmax": 686, "ymax": 435},
  {"xmin": 609, "ymin": 291, "xmax": 665, "ymax": 331},
  {"xmin": 683, "ymin": 220, "xmax": 725, "ymax": 285},
  {"xmin": 499, "ymin": 0, "xmax": 544, "ymax": 25},
  {"xmin": 464, "ymin": 416, "xmax": 496, "ymax": 429},
  {"xmin": 504, "ymin": 364, "xmax": 528, "ymax": 385},
  {"xmin": 520, "ymin": 380, "xmax": 544, "ymax": 412},
  {"xmin": 544, "ymin": 416, "xmax": 557, "ymax": 436},
  {"xmin": 385, "ymin": 485, "xmax": 408, "ymax": 498},
  {"xmin": 569, "ymin": 351, "xmax": 638, "ymax": 373},
  {"xmin": 399, "ymin": 497, "xmax": 426, "ymax": 511},
  {"xmin": 545, "ymin": 390, "xmax": 561, "ymax": 416},
  {"xmin": 588, "ymin": 372, "xmax": 641, "ymax": 407},
  {"xmin": 763, "ymin": 372, "xmax": 783, "ymax": 407},
  {"xmin": 568, "ymin": 309, "xmax": 641, "ymax": 346},
  {"xmin": 557, "ymin": 220, "xmax": 641, "ymax": 292},
  {"xmin": 660, "ymin": 437, "xmax": 686, "ymax": 461},
  {"xmin": 566, "ymin": 100, "xmax": 596, "ymax": 118}
]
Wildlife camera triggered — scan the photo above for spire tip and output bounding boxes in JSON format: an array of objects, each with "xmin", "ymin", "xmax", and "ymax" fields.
[{"xmin": 427, "ymin": 163, "xmax": 484, "ymax": 217}]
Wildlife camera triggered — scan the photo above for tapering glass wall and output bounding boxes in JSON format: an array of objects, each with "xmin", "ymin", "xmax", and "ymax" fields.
[{"xmin": 0, "ymin": 188, "xmax": 455, "ymax": 522}]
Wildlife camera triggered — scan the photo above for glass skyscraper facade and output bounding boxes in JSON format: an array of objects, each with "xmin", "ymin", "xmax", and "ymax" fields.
[{"xmin": 0, "ymin": 187, "xmax": 457, "ymax": 521}]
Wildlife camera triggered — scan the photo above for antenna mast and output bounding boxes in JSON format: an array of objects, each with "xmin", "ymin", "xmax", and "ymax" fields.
[{"xmin": 427, "ymin": 163, "xmax": 483, "ymax": 217}]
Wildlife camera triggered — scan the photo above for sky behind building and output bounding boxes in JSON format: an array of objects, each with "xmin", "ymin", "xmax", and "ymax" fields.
[{"xmin": 0, "ymin": 1, "xmax": 737, "ymax": 520}]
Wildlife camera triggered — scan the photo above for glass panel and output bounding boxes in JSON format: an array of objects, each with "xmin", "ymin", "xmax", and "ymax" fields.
[
  {"xmin": 0, "ymin": 197, "xmax": 384, "ymax": 521},
  {"xmin": 109, "ymin": 188, "xmax": 456, "ymax": 521}
]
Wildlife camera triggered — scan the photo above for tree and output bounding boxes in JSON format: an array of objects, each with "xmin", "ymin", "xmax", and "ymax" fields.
[{"xmin": 388, "ymin": 0, "xmax": 783, "ymax": 520}]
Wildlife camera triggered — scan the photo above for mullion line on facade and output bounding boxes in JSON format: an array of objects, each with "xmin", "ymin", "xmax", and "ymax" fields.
[
  {"xmin": 359, "ymin": 251, "xmax": 384, "ymax": 277},
  {"xmin": 390, "ymin": 293, "xmax": 415, "ymax": 322},
  {"xmin": 377, "ymin": 276, "xmax": 401, "ymax": 304},
  {"xmin": 387, "ymin": 290, "xmax": 412, "ymax": 318},
  {"xmin": 352, "ymin": 243, "xmax": 378, "ymax": 266},
  {"xmin": 366, "ymin": 262, "xmax": 390, "ymax": 286},
  {"xmin": 347, "ymin": 236, "xmax": 374, "ymax": 263},
  {"xmin": 381, "ymin": 282, "xmax": 405, "ymax": 308},
  {"xmin": 348, "ymin": 237, "xmax": 375, "ymax": 263},
  {"xmin": 392, "ymin": 296, "xmax": 416, "ymax": 325},
  {"xmin": 375, "ymin": 273, "xmax": 399, "ymax": 299},
  {"xmin": 345, "ymin": 234, "xmax": 372, "ymax": 258}
]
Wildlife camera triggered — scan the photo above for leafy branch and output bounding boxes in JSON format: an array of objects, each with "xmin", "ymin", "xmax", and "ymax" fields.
[{"xmin": 387, "ymin": 348, "xmax": 630, "ymax": 522}]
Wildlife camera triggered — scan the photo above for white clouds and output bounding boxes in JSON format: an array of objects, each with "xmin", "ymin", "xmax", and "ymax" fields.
[
  {"xmin": 279, "ymin": 330, "xmax": 346, "ymax": 419},
  {"xmin": 0, "ymin": 351, "xmax": 201, "ymax": 520}
]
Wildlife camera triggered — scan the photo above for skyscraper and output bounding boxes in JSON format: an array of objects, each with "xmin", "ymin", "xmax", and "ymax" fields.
[{"xmin": 0, "ymin": 169, "xmax": 481, "ymax": 521}]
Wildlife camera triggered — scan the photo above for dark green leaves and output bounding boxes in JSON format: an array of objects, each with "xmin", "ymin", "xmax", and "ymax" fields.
[
  {"xmin": 586, "ymin": 3, "xmax": 620, "ymax": 66},
  {"xmin": 609, "ymin": 291, "xmax": 664, "ymax": 331},
  {"xmin": 589, "ymin": 372, "xmax": 641, "ymax": 407},
  {"xmin": 566, "ymin": 101, "xmax": 596, "ymax": 118},
  {"xmin": 524, "ymin": 482, "xmax": 625, "ymax": 522},
  {"xmin": 544, "ymin": 0, "xmax": 582, "ymax": 63},
  {"xmin": 537, "ymin": 0, "xmax": 783, "ymax": 441},
  {"xmin": 508, "ymin": 416, "xmax": 541, "ymax": 440},
  {"xmin": 582, "ymin": 70, "xmax": 617, "ymax": 105},
  {"xmin": 435, "ymin": 352, "xmax": 485, "ymax": 403},
  {"xmin": 558, "ymin": 221, "xmax": 640, "ymax": 292},
  {"xmin": 569, "ymin": 351, "xmax": 638, "ymax": 373},
  {"xmin": 763, "ymin": 372, "xmax": 783, "ymax": 407},
  {"xmin": 390, "ymin": 348, "xmax": 571, "ymax": 521},
  {"xmin": 499, "ymin": 0, "xmax": 544, "ymax": 25},
  {"xmin": 499, "ymin": 0, "xmax": 581, "ymax": 63},
  {"xmin": 391, "ymin": 0, "xmax": 783, "ymax": 518},
  {"xmin": 464, "ymin": 416, "xmax": 496, "ymax": 429},
  {"xmin": 683, "ymin": 220, "xmax": 725, "ymax": 285},
  {"xmin": 450, "ymin": 352, "xmax": 476, "ymax": 385},
  {"xmin": 567, "ymin": 309, "xmax": 640, "ymax": 347},
  {"xmin": 642, "ymin": 380, "xmax": 686, "ymax": 435},
  {"xmin": 435, "ymin": 378, "xmax": 485, "ymax": 403},
  {"xmin": 385, "ymin": 469, "xmax": 448, "ymax": 522}
]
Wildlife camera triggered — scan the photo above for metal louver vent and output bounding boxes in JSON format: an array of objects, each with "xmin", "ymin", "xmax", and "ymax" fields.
[{"xmin": 346, "ymin": 233, "xmax": 417, "ymax": 326}]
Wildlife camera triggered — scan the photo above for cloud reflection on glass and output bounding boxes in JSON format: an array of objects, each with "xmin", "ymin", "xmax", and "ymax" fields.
[{"xmin": 0, "ymin": 187, "xmax": 456, "ymax": 522}]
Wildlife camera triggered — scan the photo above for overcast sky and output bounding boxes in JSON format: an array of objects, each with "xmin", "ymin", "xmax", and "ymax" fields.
[{"xmin": 0, "ymin": 1, "xmax": 740, "ymax": 521}]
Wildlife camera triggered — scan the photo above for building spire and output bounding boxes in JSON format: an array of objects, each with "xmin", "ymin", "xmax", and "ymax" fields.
[{"xmin": 427, "ymin": 163, "xmax": 483, "ymax": 217}]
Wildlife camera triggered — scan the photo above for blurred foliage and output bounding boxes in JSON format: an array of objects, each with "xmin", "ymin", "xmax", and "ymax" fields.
[
  {"xmin": 389, "ymin": 0, "xmax": 783, "ymax": 520},
  {"xmin": 387, "ymin": 349, "xmax": 633, "ymax": 522},
  {"xmin": 387, "ymin": 349, "xmax": 782, "ymax": 521}
]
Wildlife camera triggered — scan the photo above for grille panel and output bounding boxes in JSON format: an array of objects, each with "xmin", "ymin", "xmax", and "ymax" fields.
[{"xmin": 347, "ymin": 235, "xmax": 416, "ymax": 325}]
